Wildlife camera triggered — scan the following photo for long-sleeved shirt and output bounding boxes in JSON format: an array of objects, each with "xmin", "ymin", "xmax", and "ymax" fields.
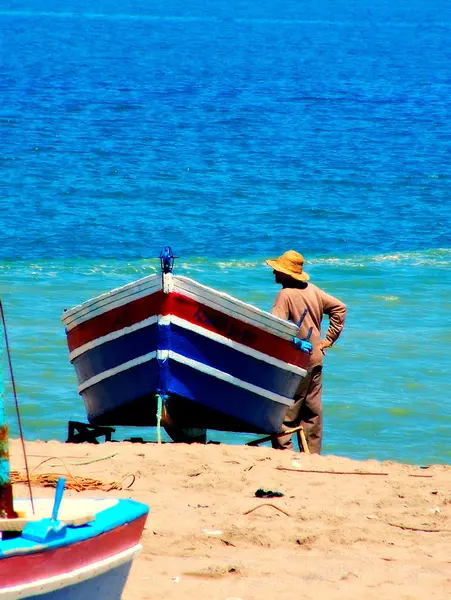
[{"xmin": 271, "ymin": 283, "xmax": 347, "ymax": 367}]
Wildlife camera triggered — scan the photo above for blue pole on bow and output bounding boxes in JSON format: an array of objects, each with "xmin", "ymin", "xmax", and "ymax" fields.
[{"xmin": 159, "ymin": 246, "xmax": 176, "ymax": 274}]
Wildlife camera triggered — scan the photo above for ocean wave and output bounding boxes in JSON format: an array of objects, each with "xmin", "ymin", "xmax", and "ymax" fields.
[
  {"xmin": 214, "ymin": 249, "xmax": 451, "ymax": 270},
  {"xmin": 306, "ymin": 249, "xmax": 451, "ymax": 268},
  {"xmin": 1, "ymin": 11, "xmax": 448, "ymax": 29},
  {"xmin": 0, "ymin": 248, "xmax": 450, "ymax": 278}
]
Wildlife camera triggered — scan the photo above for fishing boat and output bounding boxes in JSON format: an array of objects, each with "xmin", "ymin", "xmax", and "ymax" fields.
[
  {"xmin": 61, "ymin": 247, "xmax": 312, "ymax": 438},
  {"xmin": 0, "ymin": 300, "xmax": 149, "ymax": 599}
]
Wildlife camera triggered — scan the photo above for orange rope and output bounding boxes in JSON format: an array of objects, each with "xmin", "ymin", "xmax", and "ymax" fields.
[
  {"xmin": 11, "ymin": 456, "xmax": 136, "ymax": 492},
  {"xmin": 11, "ymin": 470, "xmax": 136, "ymax": 492}
]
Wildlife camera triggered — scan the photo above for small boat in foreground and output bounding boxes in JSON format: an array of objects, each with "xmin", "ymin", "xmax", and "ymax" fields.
[
  {"xmin": 62, "ymin": 247, "xmax": 312, "ymax": 437},
  {"xmin": 0, "ymin": 301, "xmax": 149, "ymax": 599}
]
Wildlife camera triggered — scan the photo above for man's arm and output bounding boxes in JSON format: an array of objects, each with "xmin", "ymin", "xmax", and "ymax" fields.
[{"xmin": 321, "ymin": 291, "xmax": 347, "ymax": 347}]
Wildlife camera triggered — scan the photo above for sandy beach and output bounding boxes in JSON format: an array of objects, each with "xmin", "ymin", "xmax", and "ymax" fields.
[{"xmin": 9, "ymin": 439, "xmax": 451, "ymax": 600}]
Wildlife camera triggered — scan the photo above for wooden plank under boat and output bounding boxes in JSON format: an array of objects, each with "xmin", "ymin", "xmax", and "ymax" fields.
[{"xmin": 62, "ymin": 248, "xmax": 312, "ymax": 436}]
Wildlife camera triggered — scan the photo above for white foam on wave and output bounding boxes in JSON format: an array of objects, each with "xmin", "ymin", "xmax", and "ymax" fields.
[
  {"xmin": 1, "ymin": 248, "xmax": 450, "ymax": 279},
  {"xmin": 373, "ymin": 295, "xmax": 400, "ymax": 301},
  {"xmin": 307, "ymin": 248, "xmax": 451, "ymax": 268},
  {"xmin": 217, "ymin": 261, "xmax": 259, "ymax": 269}
]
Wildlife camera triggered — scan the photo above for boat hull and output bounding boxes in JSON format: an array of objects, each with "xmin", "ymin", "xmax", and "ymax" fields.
[
  {"xmin": 2, "ymin": 546, "xmax": 139, "ymax": 600},
  {"xmin": 62, "ymin": 274, "xmax": 309, "ymax": 434},
  {"xmin": 0, "ymin": 499, "xmax": 148, "ymax": 599}
]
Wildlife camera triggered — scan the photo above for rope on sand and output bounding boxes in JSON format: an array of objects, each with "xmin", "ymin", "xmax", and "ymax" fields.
[
  {"xmin": 70, "ymin": 453, "xmax": 120, "ymax": 466},
  {"xmin": 277, "ymin": 467, "xmax": 434, "ymax": 478},
  {"xmin": 11, "ymin": 470, "xmax": 135, "ymax": 492},
  {"xmin": 384, "ymin": 522, "xmax": 451, "ymax": 533},
  {"xmin": 27, "ymin": 453, "xmax": 120, "ymax": 467},
  {"xmin": 276, "ymin": 467, "xmax": 389, "ymax": 476},
  {"xmin": 11, "ymin": 456, "xmax": 136, "ymax": 492},
  {"xmin": 243, "ymin": 503, "xmax": 291, "ymax": 517}
]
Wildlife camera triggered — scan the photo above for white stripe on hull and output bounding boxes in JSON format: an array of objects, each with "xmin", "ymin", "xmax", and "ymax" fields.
[
  {"xmin": 163, "ymin": 272, "xmax": 173, "ymax": 293},
  {"xmin": 78, "ymin": 351, "xmax": 157, "ymax": 394},
  {"xmin": 69, "ymin": 315, "xmax": 159, "ymax": 361},
  {"xmin": 169, "ymin": 351, "xmax": 293, "ymax": 406},
  {"xmin": 62, "ymin": 275, "xmax": 161, "ymax": 331},
  {"xmin": 0, "ymin": 544, "xmax": 142, "ymax": 599},
  {"xmin": 78, "ymin": 349, "xmax": 293, "ymax": 407},
  {"xmin": 70, "ymin": 313, "xmax": 305, "ymax": 377}
]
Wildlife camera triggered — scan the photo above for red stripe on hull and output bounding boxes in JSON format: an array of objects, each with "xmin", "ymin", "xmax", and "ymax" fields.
[
  {"xmin": 164, "ymin": 293, "xmax": 308, "ymax": 368},
  {"xmin": 67, "ymin": 291, "xmax": 165, "ymax": 352},
  {"xmin": 0, "ymin": 514, "xmax": 146, "ymax": 589},
  {"xmin": 67, "ymin": 291, "xmax": 308, "ymax": 369}
]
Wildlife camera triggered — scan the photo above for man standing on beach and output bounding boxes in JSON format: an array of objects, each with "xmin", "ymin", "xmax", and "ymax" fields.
[{"xmin": 266, "ymin": 250, "xmax": 346, "ymax": 454}]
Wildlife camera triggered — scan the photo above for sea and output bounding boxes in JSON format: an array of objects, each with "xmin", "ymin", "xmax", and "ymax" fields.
[{"xmin": 1, "ymin": 0, "xmax": 450, "ymax": 465}]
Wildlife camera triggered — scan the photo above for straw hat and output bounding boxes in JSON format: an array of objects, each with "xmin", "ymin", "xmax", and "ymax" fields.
[{"xmin": 266, "ymin": 250, "xmax": 310, "ymax": 282}]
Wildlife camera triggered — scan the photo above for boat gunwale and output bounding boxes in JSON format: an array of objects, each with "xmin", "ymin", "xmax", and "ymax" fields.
[
  {"xmin": 63, "ymin": 274, "xmax": 299, "ymax": 342},
  {"xmin": 62, "ymin": 274, "xmax": 161, "ymax": 328}
]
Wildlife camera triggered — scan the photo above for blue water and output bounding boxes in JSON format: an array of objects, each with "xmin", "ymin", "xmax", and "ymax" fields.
[{"xmin": 1, "ymin": 0, "xmax": 450, "ymax": 464}]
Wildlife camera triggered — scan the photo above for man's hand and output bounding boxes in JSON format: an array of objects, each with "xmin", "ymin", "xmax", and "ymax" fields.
[{"xmin": 319, "ymin": 339, "xmax": 332, "ymax": 355}]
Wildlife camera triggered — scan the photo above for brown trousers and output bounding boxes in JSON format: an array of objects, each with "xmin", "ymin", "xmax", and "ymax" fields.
[{"xmin": 272, "ymin": 365, "xmax": 323, "ymax": 454}]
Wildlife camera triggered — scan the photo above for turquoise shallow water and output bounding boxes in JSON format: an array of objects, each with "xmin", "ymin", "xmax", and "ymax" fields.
[
  {"xmin": 1, "ymin": 0, "xmax": 451, "ymax": 463},
  {"xmin": 1, "ymin": 251, "xmax": 450, "ymax": 464}
]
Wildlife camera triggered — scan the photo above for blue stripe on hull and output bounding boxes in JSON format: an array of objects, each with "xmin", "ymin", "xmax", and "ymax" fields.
[
  {"xmin": 168, "ymin": 360, "xmax": 291, "ymax": 434},
  {"xmin": 81, "ymin": 360, "xmax": 159, "ymax": 425},
  {"xmin": 170, "ymin": 323, "xmax": 301, "ymax": 397},
  {"xmin": 81, "ymin": 356, "xmax": 290, "ymax": 432},
  {"xmin": 74, "ymin": 323, "xmax": 301, "ymax": 398},
  {"xmin": 73, "ymin": 323, "xmax": 159, "ymax": 383},
  {"xmin": 26, "ymin": 560, "xmax": 133, "ymax": 600}
]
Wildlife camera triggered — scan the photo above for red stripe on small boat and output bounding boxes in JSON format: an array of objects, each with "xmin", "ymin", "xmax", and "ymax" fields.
[
  {"xmin": 0, "ymin": 514, "xmax": 146, "ymax": 588},
  {"xmin": 66, "ymin": 291, "xmax": 308, "ymax": 369}
]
